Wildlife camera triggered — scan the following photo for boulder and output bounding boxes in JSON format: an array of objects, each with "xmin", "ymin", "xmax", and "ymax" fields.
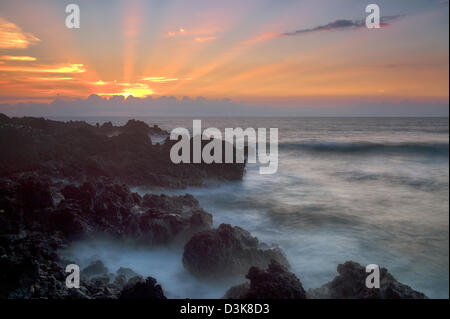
[
  {"xmin": 224, "ymin": 260, "xmax": 307, "ymax": 299},
  {"xmin": 183, "ymin": 223, "xmax": 289, "ymax": 278},
  {"xmin": 307, "ymin": 261, "xmax": 428, "ymax": 299},
  {"xmin": 81, "ymin": 260, "xmax": 109, "ymax": 278},
  {"xmin": 116, "ymin": 267, "xmax": 138, "ymax": 280},
  {"xmin": 119, "ymin": 276, "xmax": 166, "ymax": 299}
]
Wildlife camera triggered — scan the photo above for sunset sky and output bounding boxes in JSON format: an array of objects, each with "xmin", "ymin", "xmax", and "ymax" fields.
[{"xmin": 0, "ymin": 0, "xmax": 448, "ymax": 113}]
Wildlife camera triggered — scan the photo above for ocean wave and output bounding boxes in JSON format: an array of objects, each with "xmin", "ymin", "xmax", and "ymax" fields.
[
  {"xmin": 279, "ymin": 141, "xmax": 449, "ymax": 156},
  {"xmin": 333, "ymin": 171, "xmax": 449, "ymax": 192}
]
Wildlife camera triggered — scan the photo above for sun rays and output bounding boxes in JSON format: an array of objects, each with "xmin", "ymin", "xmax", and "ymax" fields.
[{"xmin": 0, "ymin": 0, "xmax": 448, "ymax": 105}]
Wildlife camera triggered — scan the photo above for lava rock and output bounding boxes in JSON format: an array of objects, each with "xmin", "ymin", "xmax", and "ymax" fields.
[
  {"xmin": 116, "ymin": 267, "xmax": 138, "ymax": 280},
  {"xmin": 0, "ymin": 114, "xmax": 245, "ymax": 188},
  {"xmin": 183, "ymin": 223, "xmax": 289, "ymax": 278},
  {"xmin": 81, "ymin": 260, "xmax": 109, "ymax": 278},
  {"xmin": 307, "ymin": 261, "xmax": 428, "ymax": 299},
  {"xmin": 224, "ymin": 260, "xmax": 307, "ymax": 299},
  {"xmin": 119, "ymin": 276, "xmax": 166, "ymax": 299}
]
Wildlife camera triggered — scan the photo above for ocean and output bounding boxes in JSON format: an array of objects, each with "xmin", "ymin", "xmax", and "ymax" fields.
[{"xmin": 58, "ymin": 117, "xmax": 449, "ymax": 299}]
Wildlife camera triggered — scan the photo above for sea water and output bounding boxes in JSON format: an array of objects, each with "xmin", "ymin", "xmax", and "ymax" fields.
[{"xmin": 59, "ymin": 117, "xmax": 449, "ymax": 298}]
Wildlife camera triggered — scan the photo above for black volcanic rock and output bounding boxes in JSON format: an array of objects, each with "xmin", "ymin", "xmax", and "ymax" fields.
[
  {"xmin": 182, "ymin": 223, "xmax": 289, "ymax": 278},
  {"xmin": 0, "ymin": 227, "xmax": 167, "ymax": 299},
  {"xmin": 0, "ymin": 114, "xmax": 245, "ymax": 188},
  {"xmin": 0, "ymin": 173, "xmax": 212, "ymax": 298},
  {"xmin": 99, "ymin": 119, "xmax": 167, "ymax": 137},
  {"xmin": 224, "ymin": 260, "xmax": 307, "ymax": 299},
  {"xmin": 119, "ymin": 276, "xmax": 166, "ymax": 299},
  {"xmin": 1, "ymin": 174, "xmax": 213, "ymax": 245},
  {"xmin": 307, "ymin": 261, "xmax": 428, "ymax": 299},
  {"xmin": 81, "ymin": 260, "xmax": 109, "ymax": 278},
  {"xmin": 139, "ymin": 193, "xmax": 212, "ymax": 244},
  {"xmin": 116, "ymin": 267, "xmax": 138, "ymax": 279},
  {"xmin": 0, "ymin": 231, "xmax": 71, "ymax": 299}
]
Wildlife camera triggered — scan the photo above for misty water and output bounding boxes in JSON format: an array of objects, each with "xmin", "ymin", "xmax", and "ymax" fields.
[{"xmin": 59, "ymin": 117, "xmax": 449, "ymax": 298}]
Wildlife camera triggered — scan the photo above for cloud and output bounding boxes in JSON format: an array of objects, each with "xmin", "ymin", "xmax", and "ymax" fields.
[
  {"xmin": 0, "ymin": 63, "xmax": 86, "ymax": 73},
  {"xmin": 0, "ymin": 95, "xmax": 447, "ymax": 117},
  {"xmin": 0, "ymin": 55, "xmax": 36, "ymax": 61},
  {"xmin": 141, "ymin": 76, "xmax": 179, "ymax": 83},
  {"xmin": 0, "ymin": 17, "xmax": 40, "ymax": 49},
  {"xmin": 195, "ymin": 36, "xmax": 217, "ymax": 43},
  {"xmin": 27, "ymin": 77, "xmax": 73, "ymax": 82},
  {"xmin": 167, "ymin": 27, "xmax": 217, "ymax": 43},
  {"xmin": 167, "ymin": 28, "xmax": 187, "ymax": 37},
  {"xmin": 253, "ymin": 15, "xmax": 403, "ymax": 42}
]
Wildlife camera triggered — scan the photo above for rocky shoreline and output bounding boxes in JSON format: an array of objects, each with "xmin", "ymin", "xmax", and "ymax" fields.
[{"xmin": 0, "ymin": 114, "xmax": 427, "ymax": 299}]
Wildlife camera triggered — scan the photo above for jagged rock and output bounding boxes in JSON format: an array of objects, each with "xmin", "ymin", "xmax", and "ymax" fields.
[
  {"xmin": 116, "ymin": 267, "xmax": 138, "ymax": 280},
  {"xmin": 0, "ymin": 174, "xmax": 212, "ymax": 298},
  {"xmin": 81, "ymin": 260, "xmax": 109, "ymax": 278},
  {"xmin": 0, "ymin": 231, "xmax": 72, "ymax": 299},
  {"xmin": 1, "ymin": 175, "xmax": 213, "ymax": 245},
  {"xmin": 0, "ymin": 114, "xmax": 245, "ymax": 187},
  {"xmin": 183, "ymin": 224, "xmax": 289, "ymax": 278},
  {"xmin": 113, "ymin": 274, "xmax": 128, "ymax": 289},
  {"xmin": 223, "ymin": 283, "xmax": 250, "ymax": 299},
  {"xmin": 16, "ymin": 175, "xmax": 53, "ymax": 211},
  {"xmin": 139, "ymin": 193, "xmax": 212, "ymax": 244},
  {"xmin": 119, "ymin": 276, "xmax": 166, "ymax": 299},
  {"xmin": 224, "ymin": 260, "xmax": 307, "ymax": 299},
  {"xmin": 307, "ymin": 261, "xmax": 428, "ymax": 299}
]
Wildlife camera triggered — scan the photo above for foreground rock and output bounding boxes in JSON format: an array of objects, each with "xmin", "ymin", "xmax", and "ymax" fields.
[
  {"xmin": 119, "ymin": 276, "xmax": 166, "ymax": 299},
  {"xmin": 0, "ymin": 226, "xmax": 166, "ymax": 299},
  {"xmin": 0, "ymin": 174, "xmax": 207, "ymax": 298},
  {"xmin": 224, "ymin": 260, "xmax": 307, "ymax": 299},
  {"xmin": 0, "ymin": 174, "xmax": 212, "ymax": 244},
  {"xmin": 183, "ymin": 224, "xmax": 289, "ymax": 278},
  {"xmin": 307, "ymin": 261, "xmax": 428, "ymax": 299}
]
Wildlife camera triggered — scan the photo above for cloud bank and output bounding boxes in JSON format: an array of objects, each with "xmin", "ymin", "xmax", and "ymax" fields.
[{"xmin": 0, "ymin": 95, "xmax": 447, "ymax": 117}]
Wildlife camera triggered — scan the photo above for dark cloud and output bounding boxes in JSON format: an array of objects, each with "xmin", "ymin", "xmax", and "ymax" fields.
[{"xmin": 279, "ymin": 15, "xmax": 403, "ymax": 37}]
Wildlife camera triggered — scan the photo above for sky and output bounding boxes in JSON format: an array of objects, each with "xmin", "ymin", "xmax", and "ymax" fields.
[{"xmin": 0, "ymin": 0, "xmax": 448, "ymax": 116}]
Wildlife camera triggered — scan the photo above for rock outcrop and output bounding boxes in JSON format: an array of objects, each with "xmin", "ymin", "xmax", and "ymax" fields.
[
  {"xmin": 119, "ymin": 276, "xmax": 166, "ymax": 299},
  {"xmin": 307, "ymin": 261, "xmax": 428, "ymax": 299},
  {"xmin": 1, "ymin": 174, "xmax": 213, "ymax": 244},
  {"xmin": 0, "ymin": 114, "xmax": 245, "ymax": 188},
  {"xmin": 81, "ymin": 260, "xmax": 109, "ymax": 278},
  {"xmin": 224, "ymin": 260, "xmax": 307, "ymax": 299},
  {"xmin": 183, "ymin": 223, "xmax": 289, "ymax": 278},
  {"xmin": 0, "ymin": 174, "xmax": 208, "ymax": 298}
]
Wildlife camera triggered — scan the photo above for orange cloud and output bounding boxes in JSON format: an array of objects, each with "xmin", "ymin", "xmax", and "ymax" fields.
[
  {"xmin": 167, "ymin": 28, "xmax": 187, "ymax": 37},
  {"xmin": 0, "ymin": 18, "xmax": 40, "ymax": 49},
  {"xmin": 167, "ymin": 27, "xmax": 217, "ymax": 43},
  {"xmin": 27, "ymin": 77, "xmax": 73, "ymax": 81},
  {"xmin": 0, "ymin": 63, "xmax": 86, "ymax": 73},
  {"xmin": 0, "ymin": 55, "xmax": 37, "ymax": 61},
  {"xmin": 195, "ymin": 36, "xmax": 217, "ymax": 43},
  {"xmin": 141, "ymin": 76, "xmax": 179, "ymax": 83}
]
